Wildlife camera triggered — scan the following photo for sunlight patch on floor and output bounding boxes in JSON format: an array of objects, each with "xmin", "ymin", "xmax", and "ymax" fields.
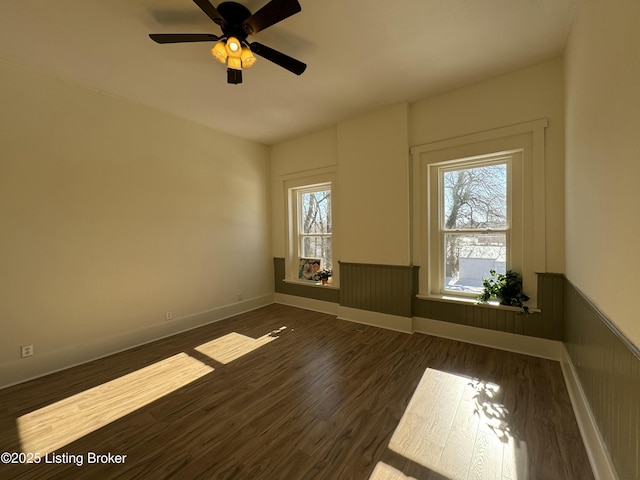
[
  {"xmin": 194, "ymin": 331, "xmax": 278, "ymax": 364},
  {"xmin": 369, "ymin": 461, "xmax": 416, "ymax": 480},
  {"xmin": 18, "ymin": 353, "xmax": 213, "ymax": 455},
  {"xmin": 385, "ymin": 368, "xmax": 528, "ymax": 480}
]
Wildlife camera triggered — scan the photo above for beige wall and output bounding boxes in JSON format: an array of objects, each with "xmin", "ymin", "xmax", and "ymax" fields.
[
  {"xmin": 270, "ymin": 127, "xmax": 338, "ymax": 259},
  {"xmin": 564, "ymin": 0, "xmax": 640, "ymax": 346},
  {"xmin": 337, "ymin": 103, "xmax": 410, "ymax": 265},
  {"xmin": 270, "ymin": 103, "xmax": 411, "ymax": 267},
  {"xmin": 409, "ymin": 58, "xmax": 566, "ymax": 274},
  {"xmin": 271, "ymin": 58, "xmax": 565, "ymax": 276},
  {"xmin": 0, "ymin": 59, "xmax": 272, "ymax": 386}
]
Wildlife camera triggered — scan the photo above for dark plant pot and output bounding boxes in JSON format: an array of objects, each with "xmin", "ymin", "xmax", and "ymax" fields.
[{"xmin": 498, "ymin": 295, "xmax": 511, "ymax": 306}]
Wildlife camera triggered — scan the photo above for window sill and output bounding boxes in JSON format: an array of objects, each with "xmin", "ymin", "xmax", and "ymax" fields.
[
  {"xmin": 415, "ymin": 294, "xmax": 540, "ymax": 313},
  {"xmin": 282, "ymin": 279, "xmax": 339, "ymax": 290}
]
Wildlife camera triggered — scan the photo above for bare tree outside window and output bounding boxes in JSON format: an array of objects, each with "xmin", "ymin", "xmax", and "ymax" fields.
[
  {"xmin": 442, "ymin": 163, "xmax": 507, "ymax": 293},
  {"xmin": 299, "ymin": 188, "xmax": 332, "ymax": 270}
]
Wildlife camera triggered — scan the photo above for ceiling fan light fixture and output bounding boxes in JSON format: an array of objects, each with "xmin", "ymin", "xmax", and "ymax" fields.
[
  {"xmin": 149, "ymin": 0, "xmax": 307, "ymax": 83},
  {"xmin": 211, "ymin": 41, "xmax": 228, "ymax": 64},
  {"xmin": 227, "ymin": 56, "xmax": 242, "ymax": 70},
  {"xmin": 240, "ymin": 46, "xmax": 257, "ymax": 68},
  {"xmin": 225, "ymin": 37, "xmax": 242, "ymax": 57}
]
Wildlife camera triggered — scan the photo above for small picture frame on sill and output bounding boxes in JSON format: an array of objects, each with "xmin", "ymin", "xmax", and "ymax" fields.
[{"xmin": 298, "ymin": 258, "xmax": 321, "ymax": 281}]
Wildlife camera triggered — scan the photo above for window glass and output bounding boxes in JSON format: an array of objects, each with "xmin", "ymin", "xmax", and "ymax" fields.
[
  {"xmin": 441, "ymin": 162, "xmax": 508, "ymax": 294},
  {"xmin": 298, "ymin": 186, "xmax": 332, "ymax": 271},
  {"xmin": 443, "ymin": 164, "xmax": 507, "ymax": 229}
]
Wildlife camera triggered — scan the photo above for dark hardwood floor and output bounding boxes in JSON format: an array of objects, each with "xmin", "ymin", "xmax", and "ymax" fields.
[{"xmin": 0, "ymin": 304, "xmax": 593, "ymax": 479}]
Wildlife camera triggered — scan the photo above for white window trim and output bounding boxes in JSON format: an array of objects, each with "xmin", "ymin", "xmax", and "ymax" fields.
[
  {"xmin": 283, "ymin": 166, "xmax": 339, "ymax": 287},
  {"xmin": 411, "ymin": 119, "xmax": 547, "ymax": 307}
]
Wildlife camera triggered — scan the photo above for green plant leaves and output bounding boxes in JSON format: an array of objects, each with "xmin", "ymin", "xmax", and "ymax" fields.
[{"xmin": 476, "ymin": 269, "xmax": 529, "ymax": 313}]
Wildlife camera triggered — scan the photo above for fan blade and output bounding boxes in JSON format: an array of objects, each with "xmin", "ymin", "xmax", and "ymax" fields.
[
  {"xmin": 149, "ymin": 33, "xmax": 221, "ymax": 44},
  {"xmin": 250, "ymin": 42, "xmax": 306, "ymax": 75},
  {"xmin": 243, "ymin": 0, "xmax": 301, "ymax": 35},
  {"xmin": 192, "ymin": 0, "xmax": 226, "ymax": 28}
]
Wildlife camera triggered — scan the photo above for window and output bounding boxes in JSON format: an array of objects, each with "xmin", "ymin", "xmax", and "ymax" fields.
[
  {"xmin": 411, "ymin": 120, "xmax": 548, "ymax": 306},
  {"xmin": 438, "ymin": 157, "xmax": 510, "ymax": 295},
  {"xmin": 428, "ymin": 150, "xmax": 523, "ymax": 298},
  {"xmin": 297, "ymin": 185, "xmax": 332, "ymax": 273},
  {"xmin": 283, "ymin": 167, "xmax": 338, "ymax": 285}
]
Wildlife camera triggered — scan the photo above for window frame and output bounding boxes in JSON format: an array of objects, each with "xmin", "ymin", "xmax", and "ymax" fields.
[
  {"xmin": 430, "ymin": 153, "xmax": 519, "ymax": 297},
  {"xmin": 296, "ymin": 184, "xmax": 332, "ymax": 273},
  {"xmin": 411, "ymin": 120, "xmax": 547, "ymax": 307},
  {"xmin": 283, "ymin": 167, "xmax": 338, "ymax": 287}
]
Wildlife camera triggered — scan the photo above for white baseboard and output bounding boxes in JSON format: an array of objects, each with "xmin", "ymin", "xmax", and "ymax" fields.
[
  {"xmin": 560, "ymin": 346, "xmax": 619, "ymax": 480},
  {"xmin": 273, "ymin": 293, "xmax": 339, "ymax": 316},
  {"xmin": 337, "ymin": 306, "xmax": 413, "ymax": 333},
  {"xmin": 273, "ymin": 297, "xmax": 413, "ymax": 333},
  {"xmin": 0, "ymin": 294, "xmax": 273, "ymax": 390},
  {"xmin": 412, "ymin": 316, "xmax": 563, "ymax": 360}
]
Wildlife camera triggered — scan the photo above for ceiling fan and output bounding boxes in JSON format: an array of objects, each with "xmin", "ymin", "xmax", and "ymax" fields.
[{"xmin": 149, "ymin": 0, "xmax": 306, "ymax": 84}]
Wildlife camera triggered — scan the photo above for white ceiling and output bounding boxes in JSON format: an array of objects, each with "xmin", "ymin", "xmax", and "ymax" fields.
[{"xmin": 0, "ymin": 0, "xmax": 576, "ymax": 145}]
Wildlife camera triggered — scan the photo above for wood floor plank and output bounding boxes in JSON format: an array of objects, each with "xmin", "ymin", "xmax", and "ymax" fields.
[
  {"xmin": 0, "ymin": 304, "xmax": 594, "ymax": 480},
  {"xmin": 17, "ymin": 353, "xmax": 214, "ymax": 456},
  {"xmin": 438, "ymin": 396, "xmax": 480, "ymax": 480},
  {"xmin": 195, "ymin": 332, "xmax": 276, "ymax": 364},
  {"xmin": 467, "ymin": 430, "xmax": 504, "ymax": 480}
]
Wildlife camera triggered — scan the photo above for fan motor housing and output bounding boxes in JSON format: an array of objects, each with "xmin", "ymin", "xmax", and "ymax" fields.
[{"xmin": 218, "ymin": 2, "xmax": 252, "ymax": 39}]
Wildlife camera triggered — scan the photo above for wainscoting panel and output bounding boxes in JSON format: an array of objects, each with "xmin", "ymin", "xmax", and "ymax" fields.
[
  {"xmin": 339, "ymin": 262, "xmax": 415, "ymax": 317},
  {"xmin": 564, "ymin": 281, "xmax": 640, "ymax": 480},
  {"xmin": 275, "ymin": 259, "xmax": 564, "ymax": 341},
  {"xmin": 273, "ymin": 258, "xmax": 339, "ymax": 304},
  {"xmin": 413, "ymin": 273, "xmax": 564, "ymax": 340}
]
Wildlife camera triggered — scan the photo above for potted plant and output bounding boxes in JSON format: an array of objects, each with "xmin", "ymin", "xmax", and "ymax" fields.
[
  {"xmin": 313, "ymin": 268, "xmax": 332, "ymax": 285},
  {"xmin": 477, "ymin": 269, "xmax": 530, "ymax": 313}
]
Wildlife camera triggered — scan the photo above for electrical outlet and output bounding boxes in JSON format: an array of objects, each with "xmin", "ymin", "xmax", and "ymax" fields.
[
  {"xmin": 165, "ymin": 311, "xmax": 173, "ymax": 321},
  {"xmin": 21, "ymin": 344, "xmax": 34, "ymax": 358},
  {"xmin": 237, "ymin": 293, "xmax": 242, "ymax": 301}
]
